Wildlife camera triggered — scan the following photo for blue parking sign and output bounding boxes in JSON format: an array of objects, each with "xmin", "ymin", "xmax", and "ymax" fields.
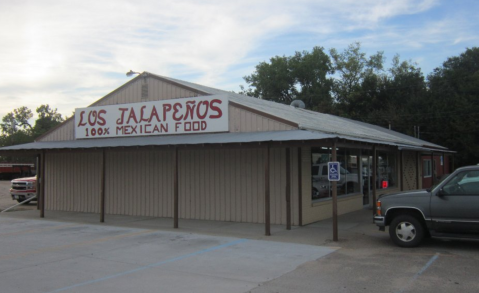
[{"xmin": 328, "ymin": 162, "xmax": 340, "ymax": 181}]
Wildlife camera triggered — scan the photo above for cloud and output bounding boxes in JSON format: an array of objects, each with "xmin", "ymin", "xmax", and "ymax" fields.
[{"xmin": 0, "ymin": 0, "xmax": 475, "ymax": 121}]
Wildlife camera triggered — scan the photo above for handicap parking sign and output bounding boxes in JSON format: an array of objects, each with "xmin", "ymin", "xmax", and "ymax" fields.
[{"xmin": 328, "ymin": 162, "xmax": 340, "ymax": 181}]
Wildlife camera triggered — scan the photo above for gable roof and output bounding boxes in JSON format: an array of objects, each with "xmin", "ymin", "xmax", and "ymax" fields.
[{"xmin": 7, "ymin": 72, "xmax": 448, "ymax": 152}]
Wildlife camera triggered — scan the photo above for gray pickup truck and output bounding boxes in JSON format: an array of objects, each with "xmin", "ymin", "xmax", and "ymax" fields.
[{"xmin": 374, "ymin": 165, "xmax": 479, "ymax": 247}]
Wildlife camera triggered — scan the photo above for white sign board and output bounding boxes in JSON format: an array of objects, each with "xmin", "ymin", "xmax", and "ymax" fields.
[
  {"xmin": 328, "ymin": 162, "xmax": 340, "ymax": 181},
  {"xmin": 75, "ymin": 95, "xmax": 229, "ymax": 139}
]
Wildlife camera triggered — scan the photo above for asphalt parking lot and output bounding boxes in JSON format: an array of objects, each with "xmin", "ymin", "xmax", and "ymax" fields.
[{"xmin": 0, "ymin": 183, "xmax": 478, "ymax": 293}]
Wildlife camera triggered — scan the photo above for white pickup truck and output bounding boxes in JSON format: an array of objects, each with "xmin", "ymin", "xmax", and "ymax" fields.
[{"xmin": 10, "ymin": 176, "xmax": 37, "ymax": 203}]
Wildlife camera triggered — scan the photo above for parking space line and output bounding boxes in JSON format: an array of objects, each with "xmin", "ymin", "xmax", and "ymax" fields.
[
  {"xmin": 396, "ymin": 253, "xmax": 440, "ymax": 293},
  {"xmin": 47, "ymin": 238, "xmax": 249, "ymax": 293},
  {"xmin": 0, "ymin": 229, "xmax": 156, "ymax": 261},
  {"xmin": 0, "ymin": 223, "xmax": 80, "ymax": 237}
]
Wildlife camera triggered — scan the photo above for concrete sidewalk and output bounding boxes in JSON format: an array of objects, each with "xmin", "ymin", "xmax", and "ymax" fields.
[{"xmin": 0, "ymin": 207, "xmax": 376, "ymax": 247}]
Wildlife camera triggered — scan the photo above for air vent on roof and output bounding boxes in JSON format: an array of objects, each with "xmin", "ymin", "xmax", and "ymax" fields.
[{"xmin": 290, "ymin": 100, "xmax": 305, "ymax": 109}]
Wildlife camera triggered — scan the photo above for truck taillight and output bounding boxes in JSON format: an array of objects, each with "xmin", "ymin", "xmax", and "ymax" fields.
[{"xmin": 376, "ymin": 201, "xmax": 381, "ymax": 216}]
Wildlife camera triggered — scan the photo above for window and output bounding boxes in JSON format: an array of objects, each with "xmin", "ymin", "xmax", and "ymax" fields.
[
  {"xmin": 442, "ymin": 171, "xmax": 479, "ymax": 195},
  {"xmin": 311, "ymin": 147, "xmax": 361, "ymax": 200},
  {"xmin": 423, "ymin": 159, "xmax": 432, "ymax": 178},
  {"xmin": 377, "ymin": 151, "xmax": 397, "ymax": 189}
]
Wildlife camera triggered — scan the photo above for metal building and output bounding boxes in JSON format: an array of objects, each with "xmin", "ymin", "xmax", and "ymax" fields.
[{"xmin": 0, "ymin": 72, "xmax": 453, "ymax": 234}]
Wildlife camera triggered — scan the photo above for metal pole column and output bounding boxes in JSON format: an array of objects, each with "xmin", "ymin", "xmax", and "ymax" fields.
[
  {"xmin": 372, "ymin": 146, "xmax": 377, "ymax": 216},
  {"xmin": 265, "ymin": 144, "xmax": 271, "ymax": 236},
  {"xmin": 332, "ymin": 141, "xmax": 338, "ymax": 242},
  {"xmin": 286, "ymin": 148, "xmax": 291, "ymax": 230},
  {"xmin": 100, "ymin": 150, "xmax": 106, "ymax": 223},
  {"xmin": 174, "ymin": 148, "xmax": 179, "ymax": 229}
]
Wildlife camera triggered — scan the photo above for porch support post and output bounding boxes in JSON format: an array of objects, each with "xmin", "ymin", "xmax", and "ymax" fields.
[
  {"xmin": 297, "ymin": 147, "xmax": 303, "ymax": 226},
  {"xmin": 100, "ymin": 149, "xmax": 106, "ymax": 223},
  {"xmin": 174, "ymin": 147, "xmax": 179, "ymax": 229},
  {"xmin": 40, "ymin": 150, "xmax": 46, "ymax": 218},
  {"xmin": 36, "ymin": 154, "xmax": 40, "ymax": 210},
  {"xmin": 372, "ymin": 146, "xmax": 377, "ymax": 216},
  {"xmin": 332, "ymin": 140, "xmax": 338, "ymax": 242},
  {"xmin": 431, "ymin": 152, "xmax": 435, "ymax": 186},
  {"xmin": 400, "ymin": 150, "xmax": 404, "ymax": 191},
  {"xmin": 286, "ymin": 147, "xmax": 291, "ymax": 230},
  {"xmin": 265, "ymin": 144, "xmax": 271, "ymax": 236},
  {"xmin": 416, "ymin": 152, "xmax": 420, "ymax": 189}
]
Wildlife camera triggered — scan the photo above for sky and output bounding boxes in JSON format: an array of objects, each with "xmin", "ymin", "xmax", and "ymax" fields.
[{"xmin": 0, "ymin": 0, "xmax": 478, "ymax": 121}]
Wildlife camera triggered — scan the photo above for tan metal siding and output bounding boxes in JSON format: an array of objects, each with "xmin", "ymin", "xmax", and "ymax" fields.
[
  {"xmin": 177, "ymin": 147, "xmax": 298, "ymax": 225},
  {"xmin": 45, "ymin": 152, "xmax": 101, "ymax": 213},
  {"xmin": 39, "ymin": 118, "xmax": 75, "ymax": 142},
  {"xmin": 44, "ymin": 147, "xmax": 299, "ymax": 225},
  {"xmin": 229, "ymin": 105, "xmax": 296, "ymax": 133},
  {"xmin": 105, "ymin": 150, "xmax": 174, "ymax": 217},
  {"xmin": 98, "ymin": 77, "xmax": 200, "ymax": 106}
]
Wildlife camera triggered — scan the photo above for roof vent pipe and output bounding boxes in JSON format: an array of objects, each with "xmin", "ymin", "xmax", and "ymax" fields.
[{"xmin": 290, "ymin": 100, "xmax": 305, "ymax": 109}]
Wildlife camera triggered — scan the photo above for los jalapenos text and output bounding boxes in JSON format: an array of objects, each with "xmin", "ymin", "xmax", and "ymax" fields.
[{"xmin": 77, "ymin": 99, "xmax": 224, "ymax": 138}]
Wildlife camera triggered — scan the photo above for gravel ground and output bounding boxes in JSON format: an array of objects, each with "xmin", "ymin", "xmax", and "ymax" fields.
[{"xmin": 0, "ymin": 180, "xmax": 36, "ymax": 212}]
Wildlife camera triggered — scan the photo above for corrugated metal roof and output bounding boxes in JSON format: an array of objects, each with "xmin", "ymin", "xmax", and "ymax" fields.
[
  {"xmin": 0, "ymin": 130, "xmax": 332, "ymax": 151},
  {"xmin": 0, "ymin": 130, "xmax": 446, "ymax": 152},
  {"xmin": 152, "ymin": 73, "xmax": 447, "ymax": 150}
]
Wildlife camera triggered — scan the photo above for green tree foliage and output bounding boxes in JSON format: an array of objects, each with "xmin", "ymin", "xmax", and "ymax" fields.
[
  {"xmin": 329, "ymin": 42, "xmax": 385, "ymax": 118},
  {"xmin": 365, "ymin": 55, "xmax": 428, "ymax": 135},
  {"xmin": 32, "ymin": 105, "xmax": 64, "ymax": 138},
  {"xmin": 242, "ymin": 46, "xmax": 334, "ymax": 111},
  {"xmin": 242, "ymin": 44, "xmax": 479, "ymax": 167},
  {"xmin": 425, "ymin": 47, "xmax": 479, "ymax": 166},
  {"xmin": 0, "ymin": 104, "xmax": 64, "ymax": 147}
]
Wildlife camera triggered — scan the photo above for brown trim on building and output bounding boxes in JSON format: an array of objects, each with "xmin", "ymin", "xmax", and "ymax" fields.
[
  {"xmin": 174, "ymin": 147, "xmax": 179, "ymax": 229},
  {"xmin": 265, "ymin": 144, "xmax": 271, "ymax": 236},
  {"xmin": 399, "ymin": 151, "xmax": 404, "ymax": 191},
  {"xmin": 332, "ymin": 140, "xmax": 338, "ymax": 242},
  {"xmin": 372, "ymin": 146, "xmax": 377, "ymax": 216},
  {"xmin": 40, "ymin": 151, "xmax": 46, "ymax": 218},
  {"xmin": 229, "ymin": 101, "xmax": 299, "ymax": 128},
  {"xmin": 286, "ymin": 148, "xmax": 291, "ymax": 230},
  {"xmin": 100, "ymin": 149, "xmax": 106, "ymax": 223},
  {"xmin": 297, "ymin": 147, "xmax": 303, "ymax": 226},
  {"xmin": 416, "ymin": 152, "xmax": 420, "ymax": 189}
]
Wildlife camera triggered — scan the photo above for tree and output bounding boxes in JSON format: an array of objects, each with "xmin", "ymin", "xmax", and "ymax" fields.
[
  {"xmin": 0, "ymin": 106, "xmax": 33, "ymax": 136},
  {"xmin": 242, "ymin": 46, "xmax": 334, "ymax": 111},
  {"xmin": 365, "ymin": 55, "xmax": 428, "ymax": 134},
  {"xmin": 329, "ymin": 42, "xmax": 385, "ymax": 118},
  {"xmin": 425, "ymin": 47, "xmax": 479, "ymax": 167},
  {"xmin": 32, "ymin": 105, "xmax": 64, "ymax": 138}
]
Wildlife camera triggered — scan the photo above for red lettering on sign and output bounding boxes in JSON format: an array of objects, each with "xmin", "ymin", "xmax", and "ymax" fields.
[
  {"xmin": 163, "ymin": 104, "xmax": 172, "ymax": 121},
  {"xmin": 117, "ymin": 108, "xmax": 128, "ymax": 125},
  {"xmin": 126, "ymin": 107, "xmax": 138, "ymax": 124},
  {"xmin": 196, "ymin": 101, "xmax": 209, "ymax": 119},
  {"xmin": 149, "ymin": 106, "xmax": 161, "ymax": 123},
  {"xmin": 173, "ymin": 103, "xmax": 184, "ymax": 121},
  {"xmin": 77, "ymin": 111, "xmax": 87, "ymax": 127},
  {"xmin": 97, "ymin": 110, "xmax": 107, "ymax": 126},
  {"xmin": 209, "ymin": 99, "xmax": 222, "ymax": 119},
  {"xmin": 184, "ymin": 101, "xmax": 196, "ymax": 120}
]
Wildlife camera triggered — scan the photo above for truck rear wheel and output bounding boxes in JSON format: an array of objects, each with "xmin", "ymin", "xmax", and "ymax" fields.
[{"xmin": 389, "ymin": 214, "xmax": 424, "ymax": 247}]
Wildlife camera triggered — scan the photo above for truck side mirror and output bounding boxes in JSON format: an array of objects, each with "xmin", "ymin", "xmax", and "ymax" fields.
[{"xmin": 436, "ymin": 188, "xmax": 445, "ymax": 197}]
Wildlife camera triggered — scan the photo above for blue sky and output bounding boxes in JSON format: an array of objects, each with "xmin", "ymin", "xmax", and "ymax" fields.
[{"xmin": 0, "ymin": 0, "xmax": 478, "ymax": 120}]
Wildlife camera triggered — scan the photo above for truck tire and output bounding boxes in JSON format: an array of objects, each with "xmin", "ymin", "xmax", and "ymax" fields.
[{"xmin": 389, "ymin": 214, "xmax": 424, "ymax": 247}]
